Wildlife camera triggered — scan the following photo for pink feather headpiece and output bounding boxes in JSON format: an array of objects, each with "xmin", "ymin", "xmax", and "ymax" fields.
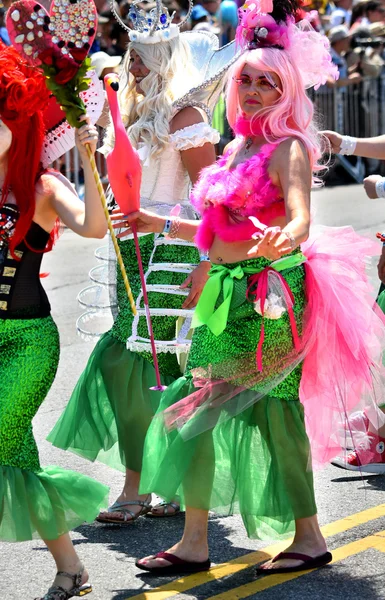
[{"xmin": 235, "ymin": 0, "xmax": 339, "ymax": 90}]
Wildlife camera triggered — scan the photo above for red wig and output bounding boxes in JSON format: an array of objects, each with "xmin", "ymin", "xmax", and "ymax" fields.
[{"xmin": 0, "ymin": 43, "xmax": 55, "ymax": 256}]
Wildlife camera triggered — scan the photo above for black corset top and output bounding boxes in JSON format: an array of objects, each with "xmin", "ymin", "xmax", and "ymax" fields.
[{"xmin": 0, "ymin": 203, "xmax": 51, "ymax": 319}]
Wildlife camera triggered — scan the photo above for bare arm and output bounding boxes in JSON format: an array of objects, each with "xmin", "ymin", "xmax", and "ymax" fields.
[
  {"xmin": 112, "ymin": 209, "xmax": 200, "ymax": 242},
  {"xmin": 170, "ymin": 107, "xmax": 217, "ymax": 184},
  {"xmin": 47, "ymin": 118, "xmax": 107, "ymax": 238},
  {"xmin": 322, "ymin": 130, "xmax": 385, "ymax": 160},
  {"xmin": 278, "ymin": 138, "xmax": 311, "ymax": 244}
]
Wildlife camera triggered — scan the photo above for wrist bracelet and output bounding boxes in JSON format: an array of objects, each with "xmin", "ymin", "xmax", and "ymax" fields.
[
  {"xmin": 339, "ymin": 135, "xmax": 357, "ymax": 156},
  {"xmin": 283, "ymin": 231, "xmax": 296, "ymax": 250},
  {"xmin": 200, "ymin": 253, "xmax": 210, "ymax": 262},
  {"xmin": 375, "ymin": 179, "xmax": 385, "ymax": 198},
  {"xmin": 168, "ymin": 217, "xmax": 181, "ymax": 239},
  {"xmin": 163, "ymin": 218, "xmax": 172, "ymax": 235}
]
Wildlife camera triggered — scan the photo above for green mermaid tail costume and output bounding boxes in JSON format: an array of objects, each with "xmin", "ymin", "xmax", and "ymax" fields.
[
  {"xmin": 139, "ymin": 255, "xmax": 317, "ymax": 540},
  {"xmin": 48, "ymin": 235, "xmax": 199, "ymax": 473},
  {"xmin": 0, "ymin": 316, "xmax": 109, "ymax": 542}
]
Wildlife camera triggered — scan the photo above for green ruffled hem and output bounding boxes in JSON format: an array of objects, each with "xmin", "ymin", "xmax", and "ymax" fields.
[
  {"xmin": 0, "ymin": 464, "xmax": 109, "ymax": 542},
  {"xmin": 139, "ymin": 377, "xmax": 317, "ymax": 540},
  {"xmin": 48, "ymin": 332, "xmax": 174, "ymax": 473}
]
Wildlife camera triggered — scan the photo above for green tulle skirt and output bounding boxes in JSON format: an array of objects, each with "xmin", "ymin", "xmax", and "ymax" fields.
[
  {"xmin": 0, "ymin": 316, "xmax": 109, "ymax": 542},
  {"xmin": 48, "ymin": 235, "xmax": 199, "ymax": 472},
  {"xmin": 139, "ymin": 256, "xmax": 317, "ymax": 540}
]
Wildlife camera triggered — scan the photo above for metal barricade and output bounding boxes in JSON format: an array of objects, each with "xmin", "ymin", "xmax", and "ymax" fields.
[{"xmin": 55, "ymin": 77, "xmax": 385, "ymax": 192}]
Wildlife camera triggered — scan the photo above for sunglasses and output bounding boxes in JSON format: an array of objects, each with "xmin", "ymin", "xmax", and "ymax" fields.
[{"xmin": 233, "ymin": 74, "xmax": 282, "ymax": 93}]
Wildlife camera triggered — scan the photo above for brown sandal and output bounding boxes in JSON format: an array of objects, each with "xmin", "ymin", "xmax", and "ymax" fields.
[
  {"xmin": 35, "ymin": 567, "xmax": 92, "ymax": 599},
  {"xmin": 96, "ymin": 496, "xmax": 152, "ymax": 524},
  {"xmin": 146, "ymin": 501, "xmax": 182, "ymax": 518}
]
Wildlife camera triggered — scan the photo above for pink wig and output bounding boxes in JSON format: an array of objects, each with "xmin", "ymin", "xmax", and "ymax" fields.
[{"xmin": 226, "ymin": 47, "xmax": 323, "ymax": 181}]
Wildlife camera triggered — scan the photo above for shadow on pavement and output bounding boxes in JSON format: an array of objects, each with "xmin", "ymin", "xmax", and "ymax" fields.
[{"xmin": 330, "ymin": 474, "xmax": 385, "ymax": 490}]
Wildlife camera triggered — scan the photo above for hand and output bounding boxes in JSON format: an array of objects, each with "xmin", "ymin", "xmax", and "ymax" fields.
[
  {"xmin": 111, "ymin": 208, "xmax": 165, "ymax": 238},
  {"xmin": 349, "ymin": 72, "xmax": 362, "ymax": 84},
  {"xmin": 321, "ymin": 130, "xmax": 343, "ymax": 154},
  {"xmin": 364, "ymin": 174, "xmax": 383, "ymax": 199},
  {"xmin": 75, "ymin": 115, "xmax": 98, "ymax": 158},
  {"xmin": 378, "ymin": 246, "xmax": 385, "ymax": 284},
  {"xmin": 181, "ymin": 261, "xmax": 210, "ymax": 309},
  {"xmin": 247, "ymin": 227, "xmax": 293, "ymax": 261}
]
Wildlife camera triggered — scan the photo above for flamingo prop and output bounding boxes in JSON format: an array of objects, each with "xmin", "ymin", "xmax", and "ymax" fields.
[{"xmin": 104, "ymin": 73, "xmax": 165, "ymax": 391}]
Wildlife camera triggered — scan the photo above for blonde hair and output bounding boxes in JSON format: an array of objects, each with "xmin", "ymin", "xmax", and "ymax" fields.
[{"xmin": 104, "ymin": 36, "xmax": 198, "ymax": 159}]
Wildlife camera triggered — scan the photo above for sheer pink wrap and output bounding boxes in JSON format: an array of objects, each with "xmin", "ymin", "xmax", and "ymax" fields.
[{"xmin": 161, "ymin": 225, "xmax": 385, "ymax": 469}]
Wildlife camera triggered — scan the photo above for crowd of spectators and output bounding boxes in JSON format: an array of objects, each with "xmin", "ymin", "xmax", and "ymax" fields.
[{"xmin": 1, "ymin": 0, "xmax": 385, "ymax": 87}]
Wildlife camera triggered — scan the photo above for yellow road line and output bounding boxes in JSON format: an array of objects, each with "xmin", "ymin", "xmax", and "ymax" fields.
[
  {"xmin": 126, "ymin": 503, "xmax": 385, "ymax": 600},
  {"xmin": 205, "ymin": 530, "xmax": 385, "ymax": 600}
]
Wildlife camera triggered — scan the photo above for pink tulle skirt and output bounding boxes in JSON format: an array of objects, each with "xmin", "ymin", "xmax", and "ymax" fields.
[{"xmin": 162, "ymin": 225, "xmax": 385, "ymax": 469}]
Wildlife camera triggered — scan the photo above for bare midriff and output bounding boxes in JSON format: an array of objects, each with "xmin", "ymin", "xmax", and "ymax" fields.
[{"xmin": 209, "ymin": 214, "xmax": 287, "ymax": 265}]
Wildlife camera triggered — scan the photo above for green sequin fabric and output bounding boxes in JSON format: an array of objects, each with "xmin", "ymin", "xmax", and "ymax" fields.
[
  {"xmin": 0, "ymin": 316, "xmax": 108, "ymax": 542},
  {"xmin": 48, "ymin": 235, "xmax": 199, "ymax": 473},
  {"xmin": 139, "ymin": 255, "xmax": 318, "ymax": 540},
  {"xmin": 187, "ymin": 254, "xmax": 305, "ymax": 397}
]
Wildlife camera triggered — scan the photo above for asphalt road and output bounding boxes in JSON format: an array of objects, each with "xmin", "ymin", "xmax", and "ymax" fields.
[{"xmin": 2, "ymin": 184, "xmax": 385, "ymax": 600}]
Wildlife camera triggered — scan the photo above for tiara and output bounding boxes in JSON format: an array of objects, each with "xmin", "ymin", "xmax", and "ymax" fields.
[{"xmin": 110, "ymin": 0, "xmax": 193, "ymax": 44}]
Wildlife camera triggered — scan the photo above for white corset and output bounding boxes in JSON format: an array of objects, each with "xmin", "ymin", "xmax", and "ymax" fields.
[{"xmin": 78, "ymin": 121, "xmax": 220, "ymax": 345}]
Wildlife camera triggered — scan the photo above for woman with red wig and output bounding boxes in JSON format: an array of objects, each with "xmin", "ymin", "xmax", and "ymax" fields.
[{"xmin": 0, "ymin": 43, "xmax": 109, "ymax": 599}]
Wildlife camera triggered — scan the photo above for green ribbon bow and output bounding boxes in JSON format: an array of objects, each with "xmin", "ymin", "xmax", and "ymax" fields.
[{"xmin": 191, "ymin": 252, "xmax": 307, "ymax": 337}]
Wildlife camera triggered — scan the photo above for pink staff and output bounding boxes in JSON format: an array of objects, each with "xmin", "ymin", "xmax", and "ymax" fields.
[{"xmin": 104, "ymin": 73, "xmax": 165, "ymax": 391}]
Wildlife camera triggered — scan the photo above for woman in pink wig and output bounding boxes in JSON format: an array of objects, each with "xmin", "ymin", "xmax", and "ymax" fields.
[{"xmin": 114, "ymin": 0, "xmax": 385, "ymax": 575}]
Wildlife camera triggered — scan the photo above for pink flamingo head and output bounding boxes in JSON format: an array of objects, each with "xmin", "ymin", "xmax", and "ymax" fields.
[{"xmin": 104, "ymin": 73, "xmax": 141, "ymax": 214}]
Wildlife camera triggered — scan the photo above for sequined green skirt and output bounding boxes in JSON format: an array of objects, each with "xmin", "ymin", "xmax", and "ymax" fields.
[
  {"xmin": 48, "ymin": 235, "xmax": 199, "ymax": 473},
  {"xmin": 139, "ymin": 256, "xmax": 317, "ymax": 540},
  {"xmin": 0, "ymin": 316, "xmax": 109, "ymax": 542}
]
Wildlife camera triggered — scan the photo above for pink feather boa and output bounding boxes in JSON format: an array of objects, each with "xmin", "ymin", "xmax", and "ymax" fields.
[{"xmin": 191, "ymin": 124, "xmax": 285, "ymax": 250}]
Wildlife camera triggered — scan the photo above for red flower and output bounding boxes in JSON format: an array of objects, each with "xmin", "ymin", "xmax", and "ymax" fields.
[
  {"xmin": 69, "ymin": 47, "xmax": 88, "ymax": 63},
  {"xmin": 54, "ymin": 55, "xmax": 79, "ymax": 85},
  {"xmin": 54, "ymin": 63, "xmax": 79, "ymax": 85},
  {"xmin": 39, "ymin": 48, "xmax": 55, "ymax": 66}
]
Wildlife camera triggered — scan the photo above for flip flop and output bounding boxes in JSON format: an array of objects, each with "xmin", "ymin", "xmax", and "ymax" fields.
[
  {"xmin": 135, "ymin": 552, "xmax": 211, "ymax": 575},
  {"xmin": 256, "ymin": 551, "xmax": 333, "ymax": 575}
]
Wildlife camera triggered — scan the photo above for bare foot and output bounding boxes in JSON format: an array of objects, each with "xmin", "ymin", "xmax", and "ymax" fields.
[
  {"xmin": 137, "ymin": 539, "xmax": 209, "ymax": 570},
  {"xmin": 258, "ymin": 539, "xmax": 328, "ymax": 571}
]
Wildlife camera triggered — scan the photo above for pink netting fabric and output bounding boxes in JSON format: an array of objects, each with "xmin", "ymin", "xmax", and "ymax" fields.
[
  {"xmin": 300, "ymin": 225, "xmax": 385, "ymax": 466},
  {"xmin": 161, "ymin": 225, "xmax": 385, "ymax": 469}
]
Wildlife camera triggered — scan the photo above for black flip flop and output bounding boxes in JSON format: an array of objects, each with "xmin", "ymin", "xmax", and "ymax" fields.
[
  {"xmin": 135, "ymin": 551, "xmax": 211, "ymax": 575},
  {"xmin": 256, "ymin": 551, "xmax": 333, "ymax": 575}
]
